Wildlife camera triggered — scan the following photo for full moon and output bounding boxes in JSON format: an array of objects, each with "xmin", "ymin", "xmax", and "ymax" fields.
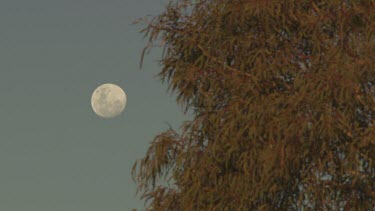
[{"xmin": 91, "ymin": 83, "xmax": 127, "ymax": 118}]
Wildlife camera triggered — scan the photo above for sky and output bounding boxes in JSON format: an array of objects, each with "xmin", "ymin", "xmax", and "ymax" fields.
[{"xmin": 0, "ymin": 0, "xmax": 191, "ymax": 210}]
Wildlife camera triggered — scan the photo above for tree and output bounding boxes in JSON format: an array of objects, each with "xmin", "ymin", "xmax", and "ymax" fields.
[{"xmin": 131, "ymin": 0, "xmax": 375, "ymax": 210}]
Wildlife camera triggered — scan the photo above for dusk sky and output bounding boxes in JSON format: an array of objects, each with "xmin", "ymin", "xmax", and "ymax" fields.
[{"xmin": 0, "ymin": 0, "xmax": 191, "ymax": 210}]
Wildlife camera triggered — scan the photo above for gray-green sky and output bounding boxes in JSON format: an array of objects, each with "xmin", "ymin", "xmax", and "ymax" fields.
[{"xmin": 0, "ymin": 0, "xmax": 190, "ymax": 210}]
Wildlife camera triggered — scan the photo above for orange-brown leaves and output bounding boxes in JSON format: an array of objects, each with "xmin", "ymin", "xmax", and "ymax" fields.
[{"xmin": 131, "ymin": 0, "xmax": 375, "ymax": 210}]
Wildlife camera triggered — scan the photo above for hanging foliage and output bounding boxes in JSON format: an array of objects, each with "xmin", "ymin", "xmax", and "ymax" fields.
[{"xmin": 132, "ymin": 0, "xmax": 375, "ymax": 210}]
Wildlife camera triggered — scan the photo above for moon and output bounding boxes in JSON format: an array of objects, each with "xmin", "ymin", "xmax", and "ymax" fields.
[{"xmin": 91, "ymin": 83, "xmax": 127, "ymax": 118}]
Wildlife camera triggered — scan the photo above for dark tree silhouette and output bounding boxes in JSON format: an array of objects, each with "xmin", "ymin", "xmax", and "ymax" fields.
[{"xmin": 131, "ymin": 0, "xmax": 374, "ymax": 210}]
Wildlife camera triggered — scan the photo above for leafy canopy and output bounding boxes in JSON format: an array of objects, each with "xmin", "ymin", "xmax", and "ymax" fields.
[{"xmin": 132, "ymin": 0, "xmax": 374, "ymax": 210}]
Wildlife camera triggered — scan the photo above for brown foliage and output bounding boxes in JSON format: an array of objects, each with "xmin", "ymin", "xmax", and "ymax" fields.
[{"xmin": 131, "ymin": 0, "xmax": 375, "ymax": 210}]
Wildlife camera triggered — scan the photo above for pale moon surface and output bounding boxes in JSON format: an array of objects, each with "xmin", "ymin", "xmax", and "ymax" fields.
[{"xmin": 91, "ymin": 83, "xmax": 127, "ymax": 118}]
